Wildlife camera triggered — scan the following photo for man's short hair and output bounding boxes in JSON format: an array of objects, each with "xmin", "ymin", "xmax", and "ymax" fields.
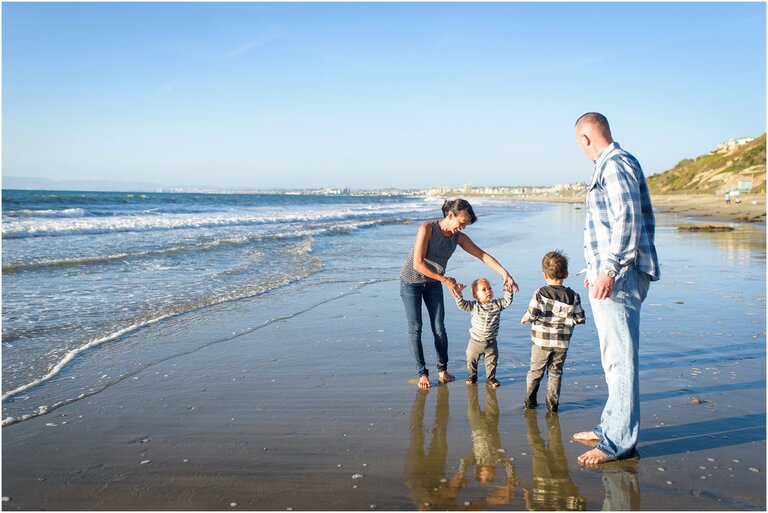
[
  {"xmin": 542, "ymin": 251, "xmax": 568, "ymax": 280},
  {"xmin": 575, "ymin": 112, "xmax": 612, "ymax": 139}
]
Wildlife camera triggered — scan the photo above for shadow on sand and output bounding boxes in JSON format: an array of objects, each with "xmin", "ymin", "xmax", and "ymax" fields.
[
  {"xmin": 557, "ymin": 379, "xmax": 765, "ymax": 413},
  {"xmin": 638, "ymin": 413, "xmax": 766, "ymax": 458}
]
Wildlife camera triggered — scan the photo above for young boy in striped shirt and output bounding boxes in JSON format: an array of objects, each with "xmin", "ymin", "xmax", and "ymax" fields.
[
  {"xmin": 521, "ymin": 251, "xmax": 586, "ymax": 412},
  {"xmin": 455, "ymin": 278, "xmax": 514, "ymax": 387}
]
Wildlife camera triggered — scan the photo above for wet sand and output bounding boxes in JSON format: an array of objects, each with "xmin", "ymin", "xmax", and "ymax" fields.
[{"xmin": 2, "ymin": 204, "xmax": 765, "ymax": 511}]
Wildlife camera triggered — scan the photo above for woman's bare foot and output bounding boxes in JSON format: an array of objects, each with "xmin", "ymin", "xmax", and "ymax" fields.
[
  {"xmin": 577, "ymin": 447, "xmax": 615, "ymax": 465},
  {"xmin": 418, "ymin": 376, "xmax": 431, "ymax": 389},
  {"xmin": 438, "ymin": 371, "xmax": 455, "ymax": 384}
]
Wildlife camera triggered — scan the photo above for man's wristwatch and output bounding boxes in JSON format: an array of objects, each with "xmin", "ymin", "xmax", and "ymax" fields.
[{"xmin": 604, "ymin": 269, "xmax": 617, "ymax": 279}]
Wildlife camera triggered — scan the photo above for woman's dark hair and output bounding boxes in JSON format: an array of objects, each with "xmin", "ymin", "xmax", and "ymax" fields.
[{"xmin": 442, "ymin": 198, "xmax": 477, "ymax": 224}]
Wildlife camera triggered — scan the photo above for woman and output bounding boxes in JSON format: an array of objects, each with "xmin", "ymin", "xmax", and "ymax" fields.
[{"xmin": 400, "ymin": 198, "xmax": 518, "ymax": 389}]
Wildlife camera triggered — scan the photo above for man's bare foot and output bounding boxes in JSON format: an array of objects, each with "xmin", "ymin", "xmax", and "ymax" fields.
[
  {"xmin": 438, "ymin": 371, "xmax": 455, "ymax": 384},
  {"xmin": 418, "ymin": 376, "xmax": 431, "ymax": 389},
  {"xmin": 573, "ymin": 431, "xmax": 600, "ymax": 441},
  {"xmin": 573, "ymin": 431, "xmax": 600, "ymax": 447},
  {"xmin": 577, "ymin": 447, "xmax": 615, "ymax": 465}
]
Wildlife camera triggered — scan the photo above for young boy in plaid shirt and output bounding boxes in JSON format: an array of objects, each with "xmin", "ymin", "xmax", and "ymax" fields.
[{"xmin": 521, "ymin": 251, "xmax": 585, "ymax": 411}]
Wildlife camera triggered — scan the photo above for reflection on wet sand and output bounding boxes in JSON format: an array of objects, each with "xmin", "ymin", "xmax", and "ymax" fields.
[
  {"xmin": 524, "ymin": 410, "xmax": 586, "ymax": 510},
  {"xmin": 405, "ymin": 389, "xmax": 643, "ymax": 511},
  {"xmin": 404, "ymin": 387, "xmax": 459, "ymax": 510},
  {"xmin": 600, "ymin": 461, "xmax": 641, "ymax": 511},
  {"xmin": 458, "ymin": 386, "xmax": 518, "ymax": 506},
  {"xmin": 705, "ymin": 228, "xmax": 767, "ymax": 263},
  {"xmin": 404, "ymin": 386, "xmax": 519, "ymax": 510},
  {"xmin": 668, "ymin": 222, "xmax": 767, "ymax": 263}
]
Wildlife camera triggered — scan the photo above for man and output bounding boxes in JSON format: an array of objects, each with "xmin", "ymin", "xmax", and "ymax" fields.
[{"xmin": 573, "ymin": 112, "xmax": 660, "ymax": 465}]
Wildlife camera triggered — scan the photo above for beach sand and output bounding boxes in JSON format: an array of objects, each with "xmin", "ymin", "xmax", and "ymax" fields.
[
  {"xmin": 3, "ymin": 203, "xmax": 765, "ymax": 511},
  {"xmin": 500, "ymin": 193, "xmax": 767, "ymax": 225},
  {"xmin": 651, "ymin": 193, "xmax": 766, "ymax": 225}
]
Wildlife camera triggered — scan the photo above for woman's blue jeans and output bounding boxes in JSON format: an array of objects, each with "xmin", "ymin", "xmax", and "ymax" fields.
[{"xmin": 400, "ymin": 280, "xmax": 449, "ymax": 377}]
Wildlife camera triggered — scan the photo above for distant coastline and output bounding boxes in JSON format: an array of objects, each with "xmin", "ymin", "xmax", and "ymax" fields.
[{"xmin": 3, "ymin": 181, "xmax": 764, "ymax": 225}]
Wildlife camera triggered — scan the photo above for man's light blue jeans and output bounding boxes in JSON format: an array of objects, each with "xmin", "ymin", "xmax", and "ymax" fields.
[
  {"xmin": 588, "ymin": 268, "xmax": 651, "ymax": 459},
  {"xmin": 400, "ymin": 280, "xmax": 449, "ymax": 377}
]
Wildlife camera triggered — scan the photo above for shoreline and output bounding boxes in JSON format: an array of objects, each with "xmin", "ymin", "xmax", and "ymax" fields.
[{"xmin": 461, "ymin": 192, "xmax": 766, "ymax": 225}]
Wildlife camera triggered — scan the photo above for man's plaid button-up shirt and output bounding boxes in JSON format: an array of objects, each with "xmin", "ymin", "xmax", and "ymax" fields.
[{"xmin": 584, "ymin": 142, "xmax": 660, "ymax": 284}]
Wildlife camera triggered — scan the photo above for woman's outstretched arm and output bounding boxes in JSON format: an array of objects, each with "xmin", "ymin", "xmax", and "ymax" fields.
[{"xmin": 457, "ymin": 233, "xmax": 519, "ymax": 292}]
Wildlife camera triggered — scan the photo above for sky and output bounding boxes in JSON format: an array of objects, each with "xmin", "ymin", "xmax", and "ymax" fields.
[{"xmin": 2, "ymin": 2, "xmax": 766, "ymax": 190}]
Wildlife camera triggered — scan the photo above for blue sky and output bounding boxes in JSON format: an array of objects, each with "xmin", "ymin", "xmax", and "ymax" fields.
[{"xmin": 3, "ymin": 2, "xmax": 766, "ymax": 190}]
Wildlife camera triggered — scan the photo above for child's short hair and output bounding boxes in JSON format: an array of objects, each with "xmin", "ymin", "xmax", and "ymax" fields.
[
  {"xmin": 542, "ymin": 250, "xmax": 568, "ymax": 280},
  {"xmin": 471, "ymin": 278, "xmax": 490, "ymax": 299}
]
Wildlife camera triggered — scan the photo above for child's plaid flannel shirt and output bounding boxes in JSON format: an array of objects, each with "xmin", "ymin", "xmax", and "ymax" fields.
[{"xmin": 522, "ymin": 285, "xmax": 585, "ymax": 350}]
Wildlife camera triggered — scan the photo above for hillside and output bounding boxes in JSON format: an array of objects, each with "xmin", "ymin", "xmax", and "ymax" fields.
[{"xmin": 647, "ymin": 134, "xmax": 766, "ymax": 194}]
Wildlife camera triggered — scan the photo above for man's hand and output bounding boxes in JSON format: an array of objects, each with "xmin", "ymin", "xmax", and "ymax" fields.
[{"xmin": 591, "ymin": 271, "xmax": 615, "ymax": 300}]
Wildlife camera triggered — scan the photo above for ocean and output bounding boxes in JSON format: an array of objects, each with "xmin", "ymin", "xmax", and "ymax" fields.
[{"xmin": 2, "ymin": 190, "xmax": 533, "ymax": 424}]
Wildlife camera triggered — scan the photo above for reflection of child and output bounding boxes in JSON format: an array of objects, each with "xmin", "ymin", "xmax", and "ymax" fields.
[
  {"xmin": 455, "ymin": 278, "xmax": 514, "ymax": 387},
  {"xmin": 524, "ymin": 411, "xmax": 586, "ymax": 510},
  {"xmin": 521, "ymin": 251, "xmax": 585, "ymax": 411},
  {"xmin": 457, "ymin": 386, "xmax": 518, "ymax": 503}
]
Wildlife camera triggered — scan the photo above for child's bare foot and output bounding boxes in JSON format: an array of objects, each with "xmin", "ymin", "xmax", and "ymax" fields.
[
  {"xmin": 577, "ymin": 447, "xmax": 615, "ymax": 465},
  {"xmin": 417, "ymin": 376, "xmax": 431, "ymax": 389},
  {"xmin": 438, "ymin": 371, "xmax": 455, "ymax": 384},
  {"xmin": 465, "ymin": 376, "xmax": 477, "ymax": 385},
  {"xmin": 488, "ymin": 378, "xmax": 500, "ymax": 388}
]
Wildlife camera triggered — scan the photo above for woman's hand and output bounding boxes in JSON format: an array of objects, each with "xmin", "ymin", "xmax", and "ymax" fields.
[
  {"xmin": 502, "ymin": 274, "xmax": 519, "ymax": 294},
  {"xmin": 442, "ymin": 276, "xmax": 463, "ymax": 298}
]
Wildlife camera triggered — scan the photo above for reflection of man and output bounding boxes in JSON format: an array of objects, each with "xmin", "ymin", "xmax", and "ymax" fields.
[
  {"xmin": 455, "ymin": 386, "xmax": 518, "ymax": 505},
  {"xmin": 573, "ymin": 112, "xmax": 660, "ymax": 465},
  {"xmin": 404, "ymin": 387, "xmax": 462, "ymax": 510},
  {"xmin": 601, "ymin": 463, "xmax": 641, "ymax": 510},
  {"xmin": 524, "ymin": 411, "xmax": 586, "ymax": 510}
]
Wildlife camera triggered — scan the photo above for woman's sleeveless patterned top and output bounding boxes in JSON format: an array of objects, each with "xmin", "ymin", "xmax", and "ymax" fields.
[{"xmin": 400, "ymin": 220, "xmax": 460, "ymax": 283}]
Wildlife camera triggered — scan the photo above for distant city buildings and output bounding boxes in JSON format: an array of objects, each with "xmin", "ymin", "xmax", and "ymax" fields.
[
  {"xmin": 320, "ymin": 187, "xmax": 351, "ymax": 196},
  {"xmin": 166, "ymin": 183, "xmax": 588, "ymax": 198},
  {"xmin": 425, "ymin": 182, "xmax": 586, "ymax": 198}
]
